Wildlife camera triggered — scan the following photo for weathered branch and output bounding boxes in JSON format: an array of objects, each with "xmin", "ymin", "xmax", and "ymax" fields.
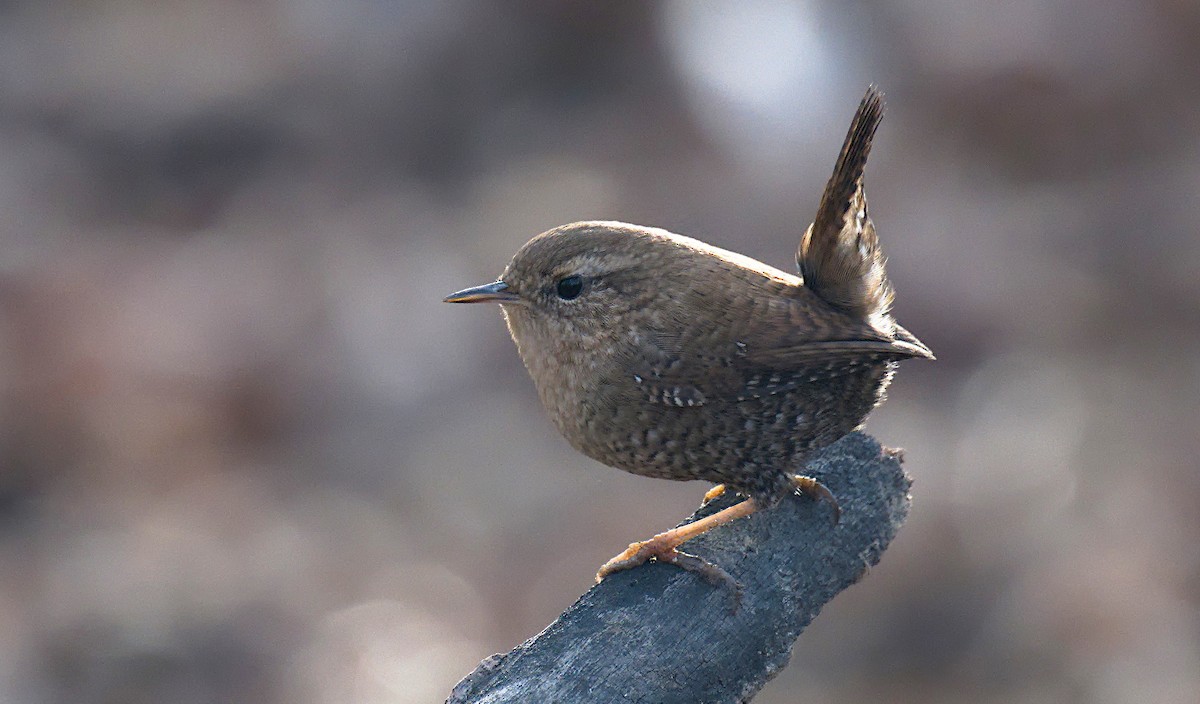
[{"xmin": 447, "ymin": 431, "xmax": 912, "ymax": 703}]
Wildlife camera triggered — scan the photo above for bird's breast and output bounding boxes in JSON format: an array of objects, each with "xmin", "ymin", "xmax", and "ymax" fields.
[
  {"xmin": 533, "ymin": 353, "xmax": 898, "ymax": 490},
  {"xmin": 505, "ymin": 306, "xmax": 898, "ymax": 491}
]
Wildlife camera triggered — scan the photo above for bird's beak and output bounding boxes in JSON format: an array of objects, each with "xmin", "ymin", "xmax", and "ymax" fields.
[{"xmin": 443, "ymin": 280, "xmax": 521, "ymax": 304}]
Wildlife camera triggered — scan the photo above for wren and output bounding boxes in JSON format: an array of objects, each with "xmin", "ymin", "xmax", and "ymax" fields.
[{"xmin": 445, "ymin": 87, "xmax": 932, "ymax": 592}]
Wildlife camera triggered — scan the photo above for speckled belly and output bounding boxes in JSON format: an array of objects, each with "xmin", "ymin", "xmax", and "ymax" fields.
[{"xmin": 576, "ymin": 361, "xmax": 895, "ymax": 502}]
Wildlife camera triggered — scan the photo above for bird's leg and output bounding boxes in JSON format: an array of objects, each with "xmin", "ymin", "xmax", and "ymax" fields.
[
  {"xmin": 791, "ymin": 474, "xmax": 841, "ymax": 524},
  {"xmin": 596, "ymin": 498, "xmax": 760, "ymax": 591},
  {"xmin": 596, "ymin": 477, "xmax": 838, "ymax": 596}
]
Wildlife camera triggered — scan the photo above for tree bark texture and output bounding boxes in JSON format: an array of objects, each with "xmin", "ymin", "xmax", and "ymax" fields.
[{"xmin": 447, "ymin": 431, "xmax": 912, "ymax": 704}]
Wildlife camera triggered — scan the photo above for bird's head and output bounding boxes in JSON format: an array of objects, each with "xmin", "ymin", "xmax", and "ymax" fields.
[{"xmin": 445, "ymin": 222, "xmax": 696, "ymax": 352}]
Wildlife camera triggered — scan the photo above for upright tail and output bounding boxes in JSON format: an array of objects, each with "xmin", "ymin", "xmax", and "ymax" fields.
[{"xmin": 797, "ymin": 86, "xmax": 894, "ymax": 322}]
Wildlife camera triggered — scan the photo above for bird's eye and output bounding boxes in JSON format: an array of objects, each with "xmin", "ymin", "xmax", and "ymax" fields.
[{"xmin": 555, "ymin": 275, "xmax": 584, "ymax": 300}]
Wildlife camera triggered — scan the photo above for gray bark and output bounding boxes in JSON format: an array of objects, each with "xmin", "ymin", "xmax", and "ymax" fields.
[{"xmin": 447, "ymin": 431, "xmax": 912, "ymax": 703}]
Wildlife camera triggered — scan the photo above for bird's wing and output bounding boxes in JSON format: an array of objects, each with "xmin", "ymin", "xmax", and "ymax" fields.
[
  {"xmin": 738, "ymin": 337, "xmax": 933, "ymax": 367},
  {"xmin": 617, "ymin": 328, "xmax": 739, "ymax": 408},
  {"xmin": 621, "ymin": 318, "xmax": 928, "ymax": 409},
  {"xmin": 722, "ymin": 282, "xmax": 933, "ymax": 368}
]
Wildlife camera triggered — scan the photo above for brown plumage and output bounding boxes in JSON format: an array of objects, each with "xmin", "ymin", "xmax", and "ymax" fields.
[
  {"xmin": 445, "ymin": 86, "xmax": 932, "ymax": 591},
  {"xmin": 800, "ymin": 87, "xmax": 893, "ymax": 321}
]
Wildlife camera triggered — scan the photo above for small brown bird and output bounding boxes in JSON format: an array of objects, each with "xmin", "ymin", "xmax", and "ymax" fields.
[{"xmin": 445, "ymin": 87, "xmax": 932, "ymax": 590}]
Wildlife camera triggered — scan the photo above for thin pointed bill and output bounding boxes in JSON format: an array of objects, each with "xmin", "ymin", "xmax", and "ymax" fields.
[{"xmin": 443, "ymin": 280, "xmax": 521, "ymax": 304}]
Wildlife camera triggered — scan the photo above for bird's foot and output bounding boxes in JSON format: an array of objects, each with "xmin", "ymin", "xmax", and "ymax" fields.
[
  {"xmin": 702, "ymin": 484, "xmax": 727, "ymax": 504},
  {"xmin": 791, "ymin": 474, "xmax": 841, "ymax": 524},
  {"xmin": 596, "ymin": 534, "xmax": 742, "ymax": 605},
  {"xmin": 595, "ymin": 498, "xmax": 761, "ymax": 607}
]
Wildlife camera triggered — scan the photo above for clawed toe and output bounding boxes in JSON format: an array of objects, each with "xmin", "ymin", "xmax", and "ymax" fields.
[
  {"xmin": 595, "ymin": 537, "xmax": 673, "ymax": 582},
  {"xmin": 702, "ymin": 484, "xmax": 727, "ymax": 504},
  {"xmin": 668, "ymin": 550, "xmax": 743, "ymax": 608},
  {"xmin": 791, "ymin": 475, "xmax": 841, "ymax": 524},
  {"xmin": 594, "ymin": 498, "xmax": 760, "ymax": 607},
  {"xmin": 596, "ymin": 537, "xmax": 742, "ymax": 610}
]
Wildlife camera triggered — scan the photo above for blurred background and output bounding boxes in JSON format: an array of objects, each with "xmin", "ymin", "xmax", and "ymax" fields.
[{"xmin": 0, "ymin": 1, "xmax": 1197, "ymax": 702}]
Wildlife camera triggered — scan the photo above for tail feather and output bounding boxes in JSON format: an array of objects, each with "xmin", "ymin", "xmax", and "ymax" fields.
[{"xmin": 798, "ymin": 86, "xmax": 894, "ymax": 322}]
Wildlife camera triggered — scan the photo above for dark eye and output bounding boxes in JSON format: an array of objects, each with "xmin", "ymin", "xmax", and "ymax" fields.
[{"xmin": 555, "ymin": 275, "xmax": 584, "ymax": 300}]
